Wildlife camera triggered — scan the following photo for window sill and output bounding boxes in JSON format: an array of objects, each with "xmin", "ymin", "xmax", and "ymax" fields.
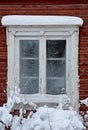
[{"xmin": 20, "ymin": 93, "xmax": 68, "ymax": 104}]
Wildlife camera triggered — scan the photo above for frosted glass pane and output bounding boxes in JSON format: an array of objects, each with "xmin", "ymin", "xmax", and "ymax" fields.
[
  {"xmin": 20, "ymin": 78, "xmax": 38, "ymax": 94},
  {"xmin": 20, "ymin": 40, "xmax": 39, "ymax": 57},
  {"xmin": 19, "ymin": 40, "xmax": 39, "ymax": 94},
  {"xmin": 46, "ymin": 40, "xmax": 66, "ymax": 95},
  {"xmin": 46, "ymin": 40, "xmax": 66, "ymax": 58},
  {"xmin": 20, "ymin": 60, "xmax": 39, "ymax": 77},
  {"xmin": 46, "ymin": 78, "xmax": 66, "ymax": 95},
  {"xmin": 47, "ymin": 60, "xmax": 65, "ymax": 77}
]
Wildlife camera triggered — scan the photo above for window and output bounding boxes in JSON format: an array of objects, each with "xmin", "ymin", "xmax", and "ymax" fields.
[
  {"xmin": 1, "ymin": 15, "xmax": 83, "ymax": 109},
  {"xmin": 18, "ymin": 38, "xmax": 66, "ymax": 95}
]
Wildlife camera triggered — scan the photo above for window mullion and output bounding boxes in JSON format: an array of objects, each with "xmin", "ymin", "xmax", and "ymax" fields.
[{"xmin": 39, "ymin": 37, "xmax": 46, "ymax": 94}]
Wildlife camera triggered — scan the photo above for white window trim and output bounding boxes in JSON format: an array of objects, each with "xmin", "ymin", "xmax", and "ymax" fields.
[
  {"xmin": 2, "ymin": 15, "xmax": 83, "ymax": 110},
  {"xmin": 16, "ymin": 36, "xmax": 66, "ymax": 95}
]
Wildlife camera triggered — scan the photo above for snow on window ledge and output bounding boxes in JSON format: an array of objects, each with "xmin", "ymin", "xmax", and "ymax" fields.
[{"xmin": 1, "ymin": 15, "xmax": 83, "ymax": 26}]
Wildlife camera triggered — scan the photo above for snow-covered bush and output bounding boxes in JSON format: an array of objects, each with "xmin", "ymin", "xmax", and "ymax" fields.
[
  {"xmin": 80, "ymin": 98, "xmax": 88, "ymax": 129},
  {"xmin": 80, "ymin": 98, "xmax": 88, "ymax": 107},
  {"xmin": 21, "ymin": 106, "xmax": 84, "ymax": 130},
  {"xmin": 0, "ymin": 88, "xmax": 85, "ymax": 130}
]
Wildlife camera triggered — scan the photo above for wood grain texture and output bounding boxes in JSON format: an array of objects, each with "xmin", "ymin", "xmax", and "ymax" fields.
[{"xmin": 0, "ymin": 0, "xmax": 88, "ymax": 4}]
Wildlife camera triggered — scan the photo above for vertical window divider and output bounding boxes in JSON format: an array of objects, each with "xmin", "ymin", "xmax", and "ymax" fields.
[
  {"xmin": 66, "ymin": 36, "xmax": 71, "ymax": 97},
  {"xmin": 39, "ymin": 36, "xmax": 46, "ymax": 94}
]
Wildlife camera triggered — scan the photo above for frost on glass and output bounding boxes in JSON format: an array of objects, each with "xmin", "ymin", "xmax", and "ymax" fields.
[
  {"xmin": 19, "ymin": 40, "xmax": 39, "ymax": 94},
  {"xmin": 46, "ymin": 40, "xmax": 66, "ymax": 95},
  {"xmin": 20, "ymin": 40, "xmax": 39, "ymax": 57},
  {"xmin": 47, "ymin": 60, "xmax": 65, "ymax": 77},
  {"xmin": 46, "ymin": 78, "xmax": 65, "ymax": 95},
  {"xmin": 20, "ymin": 60, "xmax": 39, "ymax": 77},
  {"xmin": 20, "ymin": 78, "xmax": 38, "ymax": 94}
]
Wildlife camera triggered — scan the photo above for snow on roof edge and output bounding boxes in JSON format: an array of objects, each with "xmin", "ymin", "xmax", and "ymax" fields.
[{"xmin": 1, "ymin": 15, "xmax": 83, "ymax": 26}]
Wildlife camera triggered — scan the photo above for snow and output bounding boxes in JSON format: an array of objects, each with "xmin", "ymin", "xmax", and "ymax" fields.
[
  {"xmin": 1, "ymin": 15, "xmax": 83, "ymax": 26},
  {"xmin": 80, "ymin": 98, "xmax": 88, "ymax": 106},
  {"xmin": 29, "ymin": 106, "xmax": 83, "ymax": 130},
  {"xmin": 80, "ymin": 98, "xmax": 88, "ymax": 128},
  {"xmin": 0, "ymin": 89, "xmax": 85, "ymax": 130},
  {"xmin": 0, "ymin": 106, "xmax": 12, "ymax": 127},
  {"xmin": 0, "ymin": 123, "xmax": 5, "ymax": 130},
  {"xmin": 10, "ymin": 106, "xmax": 84, "ymax": 130}
]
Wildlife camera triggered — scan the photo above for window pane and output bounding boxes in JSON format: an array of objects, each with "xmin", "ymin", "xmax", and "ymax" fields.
[
  {"xmin": 47, "ymin": 40, "xmax": 66, "ymax": 58},
  {"xmin": 20, "ymin": 40, "xmax": 39, "ymax": 58},
  {"xmin": 20, "ymin": 60, "xmax": 39, "ymax": 77},
  {"xmin": 19, "ymin": 40, "xmax": 39, "ymax": 94},
  {"xmin": 47, "ymin": 60, "xmax": 65, "ymax": 77},
  {"xmin": 46, "ymin": 78, "xmax": 66, "ymax": 94},
  {"xmin": 46, "ymin": 40, "xmax": 66, "ymax": 95},
  {"xmin": 20, "ymin": 78, "xmax": 38, "ymax": 94}
]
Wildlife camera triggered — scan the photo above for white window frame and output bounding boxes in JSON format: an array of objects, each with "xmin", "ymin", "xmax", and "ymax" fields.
[
  {"xmin": 1, "ymin": 15, "xmax": 83, "ymax": 110},
  {"xmin": 6, "ymin": 26, "xmax": 78, "ymax": 108},
  {"xmin": 15, "ymin": 36, "xmax": 67, "ymax": 95}
]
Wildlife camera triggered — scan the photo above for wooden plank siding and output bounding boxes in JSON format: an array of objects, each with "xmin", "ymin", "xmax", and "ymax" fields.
[
  {"xmin": 0, "ymin": 0, "xmax": 88, "ymax": 4},
  {"xmin": 0, "ymin": 2, "xmax": 88, "ymax": 112}
]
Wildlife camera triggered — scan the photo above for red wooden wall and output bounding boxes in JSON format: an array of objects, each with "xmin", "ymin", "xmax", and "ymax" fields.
[{"xmin": 0, "ymin": 1, "xmax": 88, "ymax": 111}]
